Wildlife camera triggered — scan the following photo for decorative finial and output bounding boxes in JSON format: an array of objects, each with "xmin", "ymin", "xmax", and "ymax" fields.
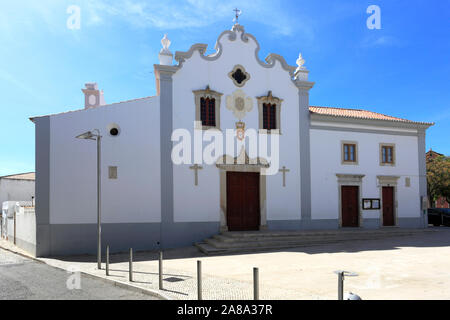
[
  {"xmin": 233, "ymin": 8, "xmax": 242, "ymax": 24},
  {"xmin": 160, "ymin": 34, "xmax": 171, "ymax": 53},
  {"xmin": 296, "ymin": 53, "xmax": 305, "ymax": 70},
  {"xmin": 159, "ymin": 34, "xmax": 173, "ymax": 65}
]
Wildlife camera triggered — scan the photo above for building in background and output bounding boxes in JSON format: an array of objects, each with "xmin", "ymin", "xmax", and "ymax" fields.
[
  {"xmin": 0, "ymin": 172, "xmax": 35, "ymax": 205},
  {"xmin": 0, "ymin": 173, "xmax": 36, "ymax": 253}
]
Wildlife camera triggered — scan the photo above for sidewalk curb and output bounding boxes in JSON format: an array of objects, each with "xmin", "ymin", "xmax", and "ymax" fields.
[
  {"xmin": 78, "ymin": 271, "xmax": 173, "ymax": 300},
  {"xmin": 0, "ymin": 241, "xmax": 173, "ymax": 300}
]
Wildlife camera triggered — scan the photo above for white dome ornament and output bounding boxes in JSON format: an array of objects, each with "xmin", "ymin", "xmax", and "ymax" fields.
[
  {"xmin": 161, "ymin": 34, "xmax": 171, "ymax": 53},
  {"xmin": 226, "ymin": 89, "xmax": 253, "ymax": 120},
  {"xmin": 294, "ymin": 53, "xmax": 309, "ymax": 81},
  {"xmin": 159, "ymin": 34, "xmax": 173, "ymax": 65},
  {"xmin": 296, "ymin": 53, "xmax": 305, "ymax": 70}
]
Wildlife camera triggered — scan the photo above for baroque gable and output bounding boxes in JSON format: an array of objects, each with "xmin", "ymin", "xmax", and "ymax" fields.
[{"xmin": 173, "ymin": 24, "xmax": 307, "ymax": 84}]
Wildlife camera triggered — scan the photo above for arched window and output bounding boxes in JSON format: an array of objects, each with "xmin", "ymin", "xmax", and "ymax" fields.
[
  {"xmin": 193, "ymin": 86, "xmax": 223, "ymax": 130},
  {"xmin": 257, "ymin": 91, "xmax": 283, "ymax": 133},
  {"xmin": 262, "ymin": 103, "xmax": 277, "ymax": 130},
  {"xmin": 200, "ymin": 97, "xmax": 216, "ymax": 127}
]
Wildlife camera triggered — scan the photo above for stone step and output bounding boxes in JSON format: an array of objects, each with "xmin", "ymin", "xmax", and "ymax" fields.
[
  {"xmin": 220, "ymin": 228, "xmax": 430, "ymax": 239},
  {"xmin": 213, "ymin": 230, "xmax": 422, "ymax": 243},
  {"xmin": 197, "ymin": 229, "xmax": 435, "ymax": 255},
  {"xmin": 196, "ymin": 240, "xmax": 346, "ymax": 255},
  {"xmin": 195, "ymin": 242, "xmax": 228, "ymax": 255},
  {"xmin": 205, "ymin": 232, "xmax": 414, "ymax": 249}
]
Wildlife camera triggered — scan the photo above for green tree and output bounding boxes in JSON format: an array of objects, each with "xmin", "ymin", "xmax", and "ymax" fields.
[{"xmin": 427, "ymin": 155, "xmax": 450, "ymax": 205}]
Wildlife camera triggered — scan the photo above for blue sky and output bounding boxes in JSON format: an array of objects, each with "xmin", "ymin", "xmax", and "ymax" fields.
[{"xmin": 0, "ymin": 0, "xmax": 449, "ymax": 176}]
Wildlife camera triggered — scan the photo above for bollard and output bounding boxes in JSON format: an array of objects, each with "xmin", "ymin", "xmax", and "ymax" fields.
[
  {"xmin": 159, "ymin": 251, "xmax": 163, "ymax": 290},
  {"xmin": 106, "ymin": 245, "xmax": 110, "ymax": 276},
  {"xmin": 253, "ymin": 267, "xmax": 259, "ymax": 300},
  {"xmin": 197, "ymin": 260, "xmax": 202, "ymax": 300},
  {"xmin": 337, "ymin": 271, "xmax": 344, "ymax": 300},
  {"xmin": 334, "ymin": 270, "xmax": 358, "ymax": 300},
  {"xmin": 13, "ymin": 212, "xmax": 16, "ymax": 245},
  {"xmin": 129, "ymin": 248, "xmax": 133, "ymax": 282}
]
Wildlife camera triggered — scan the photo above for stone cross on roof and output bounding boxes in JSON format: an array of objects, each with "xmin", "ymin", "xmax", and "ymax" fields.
[{"xmin": 233, "ymin": 8, "xmax": 242, "ymax": 24}]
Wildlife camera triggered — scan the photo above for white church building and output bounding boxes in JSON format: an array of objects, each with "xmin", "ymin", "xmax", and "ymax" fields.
[{"xmin": 31, "ymin": 24, "xmax": 433, "ymax": 256}]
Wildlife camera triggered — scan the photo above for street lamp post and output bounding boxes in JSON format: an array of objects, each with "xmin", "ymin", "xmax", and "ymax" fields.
[{"xmin": 76, "ymin": 130, "xmax": 102, "ymax": 269}]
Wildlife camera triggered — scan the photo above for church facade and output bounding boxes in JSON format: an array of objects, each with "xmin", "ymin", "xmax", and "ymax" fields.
[{"xmin": 31, "ymin": 24, "xmax": 433, "ymax": 256}]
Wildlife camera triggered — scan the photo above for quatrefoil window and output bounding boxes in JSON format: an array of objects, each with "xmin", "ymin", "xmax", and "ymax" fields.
[
  {"xmin": 232, "ymin": 69, "xmax": 246, "ymax": 84},
  {"xmin": 228, "ymin": 65, "xmax": 250, "ymax": 87}
]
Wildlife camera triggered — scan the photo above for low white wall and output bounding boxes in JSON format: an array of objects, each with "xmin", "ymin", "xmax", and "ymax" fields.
[{"xmin": 5, "ymin": 205, "xmax": 36, "ymax": 256}]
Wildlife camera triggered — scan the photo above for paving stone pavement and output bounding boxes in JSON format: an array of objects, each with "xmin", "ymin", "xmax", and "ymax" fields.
[
  {"xmin": 0, "ymin": 239, "xmax": 318, "ymax": 300},
  {"xmin": 2, "ymin": 227, "xmax": 450, "ymax": 300},
  {"xmin": 40, "ymin": 250, "xmax": 316, "ymax": 300}
]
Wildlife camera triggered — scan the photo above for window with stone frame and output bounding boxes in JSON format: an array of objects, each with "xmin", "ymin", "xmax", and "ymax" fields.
[
  {"xmin": 380, "ymin": 144, "xmax": 395, "ymax": 165},
  {"xmin": 343, "ymin": 144, "xmax": 357, "ymax": 162},
  {"xmin": 341, "ymin": 141, "xmax": 358, "ymax": 165},
  {"xmin": 193, "ymin": 86, "xmax": 223, "ymax": 130},
  {"xmin": 257, "ymin": 91, "xmax": 282, "ymax": 133}
]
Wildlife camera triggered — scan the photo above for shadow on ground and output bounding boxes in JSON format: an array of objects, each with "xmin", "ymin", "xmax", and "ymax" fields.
[{"xmin": 48, "ymin": 227, "xmax": 450, "ymax": 264}]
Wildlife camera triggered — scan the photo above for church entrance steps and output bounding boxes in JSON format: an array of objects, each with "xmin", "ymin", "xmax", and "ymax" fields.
[{"xmin": 195, "ymin": 228, "xmax": 435, "ymax": 255}]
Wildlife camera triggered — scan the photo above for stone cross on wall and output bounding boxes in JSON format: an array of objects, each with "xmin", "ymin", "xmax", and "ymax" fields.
[
  {"xmin": 190, "ymin": 164, "xmax": 203, "ymax": 186},
  {"xmin": 279, "ymin": 166, "xmax": 290, "ymax": 187}
]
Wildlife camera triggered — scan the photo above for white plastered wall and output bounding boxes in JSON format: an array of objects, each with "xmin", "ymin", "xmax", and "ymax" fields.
[
  {"xmin": 310, "ymin": 126, "xmax": 421, "ymax": 222},
  {"xmin": 49, "ymin": 97, "xmax": 161, "ymax": 224},
  {"xmin": 0, "ymin": 179, "xmax": 35, "ymax": 204},
  {"xmin": 172, "ymin": 29, "xmax": 302, "ymax": 223}
]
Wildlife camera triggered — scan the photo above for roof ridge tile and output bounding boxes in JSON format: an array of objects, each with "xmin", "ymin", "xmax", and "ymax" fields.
[{"xmin": 309, "ymin": 106, "xmax": 433, "ymax": 126}]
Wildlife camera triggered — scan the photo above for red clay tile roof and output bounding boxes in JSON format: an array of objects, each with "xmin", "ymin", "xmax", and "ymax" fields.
[
  {"xmin": 309, "ymin": 106, "xmax": 433, "ymax": 126},
  {"xmin": 0, "ymin": 172, "xmax": 35, "ymax": 180}
]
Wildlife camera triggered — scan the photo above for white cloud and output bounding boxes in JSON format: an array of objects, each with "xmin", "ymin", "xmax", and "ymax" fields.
[
  {"xmin": 0, "ymin": 0, "xmax": 314, "ymax": 41},
  {"xmin": 83, "ymin": 0, "xmax": 304, "ymax": 37}
]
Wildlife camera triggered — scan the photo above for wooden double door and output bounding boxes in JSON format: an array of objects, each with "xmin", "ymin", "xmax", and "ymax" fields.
[
  {"xmin": 226, "ymin": 172, "xmax": 260, "ymax": 231},
  {"xmin": 341, "ymin": 186, "xmax": 359, "ymax": 227}
]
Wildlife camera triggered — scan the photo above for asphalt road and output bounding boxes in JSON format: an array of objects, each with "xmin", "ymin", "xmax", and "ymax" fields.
[{"xmin": 0, "ymin": 248, "xmax": 160, "ymax": 300}]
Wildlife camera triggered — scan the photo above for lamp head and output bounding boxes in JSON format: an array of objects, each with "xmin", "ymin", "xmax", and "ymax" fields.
[{"xmin": 76, "ymin": 131, "xmax": 97, "ymax": 140}]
